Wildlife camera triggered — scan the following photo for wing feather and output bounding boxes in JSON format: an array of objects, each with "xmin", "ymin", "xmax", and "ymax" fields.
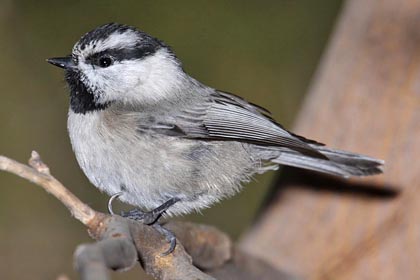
[{"xmin": 141, "ymin": 91, "xmax": 326, "ymax": 159}]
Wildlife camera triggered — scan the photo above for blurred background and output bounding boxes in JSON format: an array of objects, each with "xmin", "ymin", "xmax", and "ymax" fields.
[{"xmin": 0, "ymin": 1, "xmax": 342, "ymax": 279}]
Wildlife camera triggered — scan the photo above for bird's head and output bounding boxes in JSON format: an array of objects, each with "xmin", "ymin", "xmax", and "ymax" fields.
[{"xmin": 48, "ymin": 23, "xmax": 186, "ymax": 114}]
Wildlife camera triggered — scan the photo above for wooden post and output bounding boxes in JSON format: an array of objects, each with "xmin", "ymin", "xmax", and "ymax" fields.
[{"xmin": 240, "ymin": 0, "xmax": 420, "ymax": 279}]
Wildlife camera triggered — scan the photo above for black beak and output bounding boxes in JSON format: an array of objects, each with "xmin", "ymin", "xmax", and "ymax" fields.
[{"xmin": 46, "ymin": 56, "xmax": 75, "ymax": 69}]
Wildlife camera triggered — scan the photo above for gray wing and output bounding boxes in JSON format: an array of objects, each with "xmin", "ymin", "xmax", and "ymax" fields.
[{"xmin": 139, "ymin": 91, "xmax": 326, "ymax": 159}]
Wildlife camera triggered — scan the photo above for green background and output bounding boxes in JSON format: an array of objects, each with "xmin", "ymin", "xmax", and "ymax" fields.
[{"xmin": 0, "ymin": 1, "xmax": 342, "ymax": 279}]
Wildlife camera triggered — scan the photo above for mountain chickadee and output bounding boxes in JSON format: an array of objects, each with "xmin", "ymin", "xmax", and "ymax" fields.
[{"xmin": 47, "ymin": 23, "xmax": 384, "ymax": 253}]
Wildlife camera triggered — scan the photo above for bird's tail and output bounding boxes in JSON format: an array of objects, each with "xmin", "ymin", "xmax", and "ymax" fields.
[{"xmin": 271, "ymin": 145, "xmax": 384, "ymax": 178}]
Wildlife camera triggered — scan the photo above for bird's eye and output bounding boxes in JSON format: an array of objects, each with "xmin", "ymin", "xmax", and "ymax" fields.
[{"xmin": 98, "ymin": 56, "xmax": 113, "ymax": 68}]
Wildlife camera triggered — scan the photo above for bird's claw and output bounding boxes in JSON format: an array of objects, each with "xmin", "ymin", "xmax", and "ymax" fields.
[
  {"xmin": 121, "ymin": 209, "xmax": 177, "ymax": 255},
  {"xmin": 152, "ymin": 223, "xmax": 177, "ymax": 256},
  {"xmin": 110, "ymin": 196, "xmax": 180, "ymax": 255},
  {"xmin": 108, "ymin": 192, "xmax": 123, "ymax": 215}
]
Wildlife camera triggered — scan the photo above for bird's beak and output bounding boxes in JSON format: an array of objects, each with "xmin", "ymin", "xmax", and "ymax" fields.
[{"xmin": 46, "ymin": 56, "xmax": 75, "ymax": 70}]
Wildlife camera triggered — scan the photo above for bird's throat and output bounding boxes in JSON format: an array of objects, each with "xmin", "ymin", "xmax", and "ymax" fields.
[{"xmin": 65, "ymin": 70, "xmax": 110, "ymax": 114}]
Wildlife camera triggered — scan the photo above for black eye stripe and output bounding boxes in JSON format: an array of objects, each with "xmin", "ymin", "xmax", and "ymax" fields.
[{"xmin": 86, "ymin": 45, "xmax": 160, "ymax": 66}]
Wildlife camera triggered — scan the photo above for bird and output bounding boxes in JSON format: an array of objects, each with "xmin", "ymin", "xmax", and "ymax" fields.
[{"xmin": 47, "ymin": 23, "xmax": 384, "ymax": 254}]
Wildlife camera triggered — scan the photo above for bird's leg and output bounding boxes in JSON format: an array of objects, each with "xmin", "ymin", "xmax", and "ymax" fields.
[
  {"xmin": 121, "ymin": 197, "xmax": 180, "ymax": 225},
  {"xmin": 107, "ymin": 194, "xmax": 180, "ymax": 255}
]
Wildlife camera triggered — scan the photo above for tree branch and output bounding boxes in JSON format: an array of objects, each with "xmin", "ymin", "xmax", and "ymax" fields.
[
  {"xmin": 0, "ymin": 151, "xmax": 96, "ymax": 225},
  {"xmin": 0, "ymin": 151, "xmax": 291, "ymax": 280}
]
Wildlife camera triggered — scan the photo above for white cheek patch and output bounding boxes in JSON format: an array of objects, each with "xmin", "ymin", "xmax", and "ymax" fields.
[
  {"xmin": 117, "ymin": 49, "xmax": 187, "ymax": 105},
  {"xmin": 77, "ymin": 49, "xmax": 186, "ymax": 106}
]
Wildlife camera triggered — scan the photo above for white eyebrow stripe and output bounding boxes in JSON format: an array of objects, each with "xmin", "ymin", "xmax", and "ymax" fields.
[
  {"xmin": 73, "ymin": 30, "xmax": 139, "ymax": 56},
  {"xmin": 97, "ymin": 30, "xmax": 139, "ymax": 51}
]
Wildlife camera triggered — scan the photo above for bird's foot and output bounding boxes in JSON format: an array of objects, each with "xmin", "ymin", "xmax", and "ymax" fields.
[
  {"xmin": 152, "ymin": 223, "xmax": 177, "ymax": 256},
  {"xmin": 120, "ymin": 197, "xmax": 180, "ymax": 225},
  {"xmin": 107, "ymin": 194, "xmax": 180, "ymax": 255}
]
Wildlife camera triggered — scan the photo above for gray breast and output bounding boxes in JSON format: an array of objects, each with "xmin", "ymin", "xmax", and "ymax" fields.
[{"xmin": 67, "ymin": 109, "xmax": 261, "ymax": 215}]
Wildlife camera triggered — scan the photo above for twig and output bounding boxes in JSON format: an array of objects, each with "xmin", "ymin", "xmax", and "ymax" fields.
[{"xmin": 0, "ymin": 151, "xmax": 96, "ymax": 225}]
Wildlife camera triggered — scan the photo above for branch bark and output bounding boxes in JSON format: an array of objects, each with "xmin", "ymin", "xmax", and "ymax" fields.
[{"xmin": 0, "ymin": 152, "xmax": 291, "ymax": 280}]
